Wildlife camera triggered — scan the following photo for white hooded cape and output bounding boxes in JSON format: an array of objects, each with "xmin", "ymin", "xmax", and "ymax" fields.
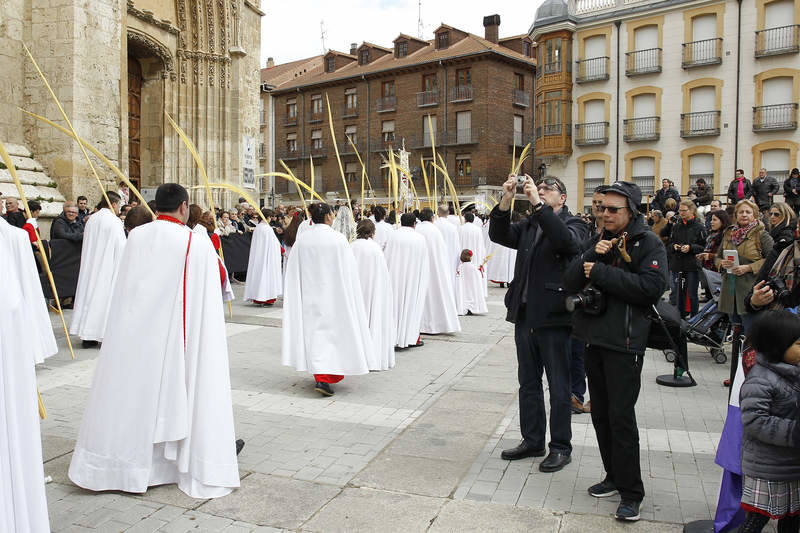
[
  {"xmin": 0, "ymin": 233, "xmax": 50, "ymax": 533},
  {"xmin": 191, "ymin": 224, "xmax": 234, "ymax": 302},
  {"xmin": 433, "ymin": 217, "xmax": 460, "ymax": 293},
  {"xmin": 70, "ymin": 208, "xmax": 126, "ymax": 341},
  {"xmin": 384, "ymin": 227, "xmax": 429, "ymax": 348},
  {"xmin": 456, "ymin": 261, "xmax": 489, "ymax": 315},
  {"xmin": 458, "ymin": 220, "xmax": 488, "ymax": 296},
  {"xmin": 350, "ymin": 238, "xmax": 396, "ymax": 370},
  {"xmin": 244, "ymin": 221, "xmax": 283, "ymax": 302},
  {"xmin": 415, "ymin": 221, "xmax": 461, "ymax": 334},
  {"xmin": 373, "ymin": 220, "xmax": 394, "ymax": 251},
  {"xmin": 0, "ymin": 217, "xmax": 57, "ymax": 363},
  {"xmin": 282, "ymin": 224, "xmax": 371, "ymax": 375},
  {"xmin": 69, "ymin": 219, "xmax": 239, "ymax": 499}
]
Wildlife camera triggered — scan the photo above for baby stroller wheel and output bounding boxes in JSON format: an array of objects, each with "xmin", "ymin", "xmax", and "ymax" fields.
[
  {"xmin": 664, "ymin": 349, "xmax": 677, "ymax": 363},
  {"xmin": 711, "ymin": 348, "xmax": 727, "ymax": 364}
]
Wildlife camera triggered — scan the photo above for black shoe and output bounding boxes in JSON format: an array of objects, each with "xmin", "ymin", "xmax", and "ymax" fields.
[
  {"xmin": 588, "ymin": 479, "xmax": 619, "ymax": 498},
  {"xmin": 501, "ymin": 440, "xmax": 546, "ymax": 461},
  {"xmin": 538, "ymin": 452, "xmax": 571, "ymax": 473},
  {"xmin": 314, "ymin": 382, "xmax": 334, "ymax": 396},
  {"xmin": 409, "ymin": 340, "xmax": 424, "ymax": 348},
  {"xmin": 235, "ymin": 439, "xmax": 245, "ymax": 456},
  {"xmin": 615, "ymin": 499, "xmax": 641, "ymax": 521},
  {"xmin": 81, "ymin": 340, "xmax": 99, "ymax": 349}
]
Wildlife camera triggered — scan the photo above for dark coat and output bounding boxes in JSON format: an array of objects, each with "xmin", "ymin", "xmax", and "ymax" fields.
[
  {"xmin": 740, "ymin": 353, "xmax": 800, "ymax": 481},
  {"xmin": 2, "ymin": 210, "xmax": 26, "ymax": 228},
  {"xmin": 769, "ymin": 219, "xmax": 795, "ymax": 256},
  {"xmin": 661, "ymin": 217, "xmax": 707, "ymax": 272},
  {"xmin": 745, "ymin": 241, "xmax": 800, "ymax": 313},
  {"xmin": 693, "ymin": 183, "xmax": 714, "ymax": 206},
  {"xmin": 564, "ymin": 214, "xmax": 669, "ymax": 354},
  {"xmin": 784, "ymin": 175, "xmax": 800, "ymax": 205},
  {"xmin": 650, "ymin": 187, "xmax": 680, "ymax": 213},
  {"xmin": 727, "ymin": 177, "xmax": 753, "ymax": 205},
  {"xmin": 50, "ymin": 212, "xmax": 84, "ymax": 242},
  {"xmin": 489, "ymin": 203, "xmax": 588, "ymax": 327},
  {"xmin": 752, "ymin": 176, "xmax": 780, "ymax": 210}
]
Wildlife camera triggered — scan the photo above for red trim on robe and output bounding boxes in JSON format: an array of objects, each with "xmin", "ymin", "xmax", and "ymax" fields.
[
  {"xmin": 218, "ymin": 258, "xmax": 227, "ymax": 286},
  {"xmin": 22, "ymin": 222, "xmax": 38, "ymax": 243},
  {"xmin": 157, "ymin": 214, "xmax": 184, "ymax": 225},
  {"xmin": 313, "ymin": 374, "xmax": 344, "ymax": 384},
  {"xmin": 182, "ymin": 232, "xmax": 193, "ymax": 348},
  {"xmin": 210, "ymin": 233, "xmax": 221, "ymax": 251}
]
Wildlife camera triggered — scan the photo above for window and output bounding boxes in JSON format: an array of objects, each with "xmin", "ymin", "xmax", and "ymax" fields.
[
  {"xmin": 437, "ymin": 32, "xmax": 449, "ymax": 49},
  {"xmin": 456, "ymin": 111, "xmax": 472, "ymax": 143},
  {"xmin": 456, "ymin": 155, "xmax": 472, "ymax": 177},
  {"xmin": 423, "ymin": 115, "xmax": 437, "ymax": 146},
  {"xmin": 345, "ymin": 125, "xmax": 357, "ymax": 145},
  {"xmin": 456, "ymin": 68, "xmax": 471, "ymax": 86},
  {"xmin": 345, "ymin": 88, "xmax": 357, "ymax": 110},
  {"xmin": 286, "ymin": 133, "xmax": 297, "ymax": 153},
  {"xmin": 382, "ymin": 120, "xmax": 395, "ymax": 142},
  {"xmin": 514, "ymin": 73, "xmax": 524, "ymax": 90},
  {"xmin": 311, "ymin": 95, "xmax": 322, "ymax": 114},
  {"xmin": 631, "ymin": 156, "xmax": 657, "ymax": 195},
  {"xmin": 287, "ymin": 98, "xmax": 297, "ymax": 119},
  {"xmin": 326, "ymin": 56, "xmax": 335, "ymax": 72},
  {"xmin": 381, "ymin": 81, "xmax": 395, "ymax": 98},
  {"xmin": 583, "ymin": 159, "xmax": 607, "ymax": 197},
  {"xmin": 345, "ymin": 162, "xmax": 358, "ymax": 183},
  {"xmin": 360, "ymin": 49, "xmax": 369, "ymax": 65},
  {"xmin": 542, "ymin": 90, "xmax": 563, "ymax": 135},
  {"xmin": 523, "ymin": 41, "xmax": 531, "ymax": 57},
  {"xmin": 311, "ymin": 129, "xmax": 322, "ymax": 150},
  {"xmin": 422, "ymin": 158, "xmax": 435, "ymax": 178},
  {"xmin": 396, "ymin": 41, "xmax": 408, "ymax": 58},
  {"xmin": 545, "ymin": 38, "xmax": 562, "ymax": 73},
  {"xmin": 513, "ymin": 115, "xmax": 523, "ymax": 145},
  {"xmin": 422, "ymin": 74, "xmax": 437, "ymax": 92}
]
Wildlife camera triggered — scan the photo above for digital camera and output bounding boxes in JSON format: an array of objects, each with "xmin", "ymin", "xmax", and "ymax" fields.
[
  {"xmin": 565, "ymin": 286, "xmax": 606, "ymax": 316},
  {"xmin": 767, "ymin": 276, "xmax": 791, "ymax": 302}
]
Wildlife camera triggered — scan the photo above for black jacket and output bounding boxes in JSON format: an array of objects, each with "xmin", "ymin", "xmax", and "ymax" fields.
[
  {"xmin": 50, "ymin": 212, "xmax": 84, "ymax": 242},
  {"xmin": 751, "ymin": 176, "xmax": 779, "ymax": 209},
  {"xmin": 661, "ymin": 216, "xmax": 706, "ymax": 272},
  {"xmin": 564, "ymin": 214, "xmax": 669, "ymax": 354},
  {"xmin": 745, "ymin": 240, "xmax": 800, "ymax": 313},
  {"xmin": 740, "ymin": 354, "xmax": 800, "ymax": 481},
  {"xmin": 693, "ymin": 183, "xmax": 714, "ymax": 206},
  {"xmin": 727, "ymin": 178, "xmax": 753, "ymax": 205},
  {"xmin": 489, "ymin": 203, "xmax": 588, "ymax": 327},
  {"xmin": 2, "ymin": 211, "xmax": 26, "ymax": 228},
  {"xmin": 650, "ymin": 187, "xmax": 680, "ymax": 213},
  {"xmin": 784, "ymin": 176, "xmax": 800, "ymax": 204}
]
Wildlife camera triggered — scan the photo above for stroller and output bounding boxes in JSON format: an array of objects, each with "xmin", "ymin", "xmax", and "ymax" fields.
[{"xmin": 662, "ymin": 268, "xmax": 730, "ymax": 365}]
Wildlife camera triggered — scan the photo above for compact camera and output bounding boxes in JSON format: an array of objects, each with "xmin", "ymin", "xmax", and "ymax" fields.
[
  {"xmin": 515, "ymin": 175, "xmax": 527, "ymax": 191},
  {"xmin": 767, "ymin": 277, "xmax": 791, "ymax": 302},
  {"xmin": 565, "ymin": 286, "xmax": 606, "ymax": 316}
]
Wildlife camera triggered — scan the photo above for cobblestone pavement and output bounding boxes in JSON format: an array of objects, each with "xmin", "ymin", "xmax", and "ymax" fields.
[{"xmin": 33, "ymin": 283, "xmax": 766, "ymax": 532}]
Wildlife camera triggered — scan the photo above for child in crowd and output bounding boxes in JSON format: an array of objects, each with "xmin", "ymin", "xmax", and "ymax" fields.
[
  {"xmin": 456, "ymin": 249, "xmax": 487, "ymax": 316},
  {"xmin": 738, "ymin": 310, "xmax": 800, "ymax": 533}
]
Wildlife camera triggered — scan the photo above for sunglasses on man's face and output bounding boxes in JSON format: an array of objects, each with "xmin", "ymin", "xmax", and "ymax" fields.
[
  {"xmin": 538, "ymin": 178, "xmax": 563, "ymax": 193},
  {"xmin": 599, "ymin": 205, "xmax": 625, "ymax": 214}
]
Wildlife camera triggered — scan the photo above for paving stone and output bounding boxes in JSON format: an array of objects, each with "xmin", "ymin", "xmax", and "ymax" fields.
[
  {"xmin": 558, "ymin": 513, "xmax": 683, "ymax": 532},
  {"xmin": 429, "ymin": 499, "xmax": 560, "ymax": 532},
  {"xmin": 352, "ymin": 454, "xmax": 469, "ymax": 497}
]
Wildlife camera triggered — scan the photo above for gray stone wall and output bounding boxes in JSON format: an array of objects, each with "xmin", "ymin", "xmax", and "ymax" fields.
[{"xmin": 0, "ymin": 0, "xmax": 26, "ymax": 146}]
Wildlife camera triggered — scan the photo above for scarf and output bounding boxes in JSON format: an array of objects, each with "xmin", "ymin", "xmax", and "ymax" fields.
[
  {"xmin": 703, "ymin": 230, "xmax": 723, "ymax": 270},
  {"xmin": 765, "ymin": 243, "xmax": 800, "ymax": 310},
  {"xmin": 736, "ymin": 177, "xmax": 745, "ymax": 200},
  {"xmin": 730, "ymin": 220, "xmax": 758, "ymax": 246}
]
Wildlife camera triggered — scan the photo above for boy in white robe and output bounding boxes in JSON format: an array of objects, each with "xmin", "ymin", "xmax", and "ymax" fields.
[
  {"xmin": 70, "ymin": 191, "xmax": 126, "ymax": 348},
  {"xmin": 416, "ymin": 208, "xmax": 461, "ymax": 334},
  {"xmin": 434, "ymin": 204, "xmax": 460, "ymax": 294},
  {"xmin": 372, "ymin": 205, "xmax": 394, "ymax": 251},
  {"xmin": 456, "ymin": 248, "xmax": 489, "ymax": 316},
  {"xmin": 459, "ymin": 212, "xmax": 488, "ymax": 296},
  {"xmin": 69, "ymin": 184, "xmax": 240, "ymax": 499},
  {"xmin": 282, "ymin": 203, "xmax": 372, "ymax": 396},
  {"xmin": 244, "ymin": 208, "xmax": 283, "ymax": 306}
]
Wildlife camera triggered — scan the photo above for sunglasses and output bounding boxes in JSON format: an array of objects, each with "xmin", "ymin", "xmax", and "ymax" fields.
[
  {"xmin": 769, "ymin": 211, "xmax": 781, "ymax": 218},
  {"xmin": 537, "ymin": 178, "xmax": 563, "ymax": 193},
  {"xmin": 599, "ymin": 205, "xmax": 625, "ymax": 214}
]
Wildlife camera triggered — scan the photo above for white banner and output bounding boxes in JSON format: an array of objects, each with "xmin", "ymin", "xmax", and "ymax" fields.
[{"xmin": 242, "ymin": 135, "xmax": 256, "ymax": 189}]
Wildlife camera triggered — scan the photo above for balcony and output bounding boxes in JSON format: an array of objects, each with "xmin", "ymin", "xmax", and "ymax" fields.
[
  {"xmin": 307, "ymin": 111, "xmax": 323, "ymax": 124},
  {"xmin": 307, "ymin": 146, "xmax": 327, "ymax": 159},
  {"xmin": 537, "ymin": 123, "xmax": 572, "ymax": 137},
  {"xmin": 370, "ymin": 139, "xmax": 399, "ymax": 152},
  {"xmin": 416, "ymin": 90, "xmax": 439, "ymax": 107},
  {"xmin": 449, "ymin": 84, "xmax": 473, "ymax": 103},
  {"xmin": 275, "ymin": 148, "xmax": 301, "ymax": 161},
  {"xmin": 443, "ymin": 128, "xmax": 481, "ymax": 145},
  {"xmin": 680, "ymin": 111, "xmax": 721, "ymax": 137},
  {"xmin": 408, "ymin": 131, "xmax": 444, "ymax": 149},
  {"xmin": 512, "ymin": 89, "xmax": 530, "ymax": 107},
  {"xmin": 342, "ymin": 103, "xmax": 358, "ymax": 118},
  {"xmin": 283, "ymin": 115, "xmax": 298, "ymax": 127},
  {"xmin": 632, "ymin": 175, "xmax": 656, "ymax": 196},
  {"xmin": 376, "ymin": 96, "xmax": 397, "ymax": 113},
  {"xmin": 575, "ymin": 57, "xmax": 610, "ymax": 83},
  {"xmin": 625, "ymin": 48, "xmax": 662, "ymax": 76},
  {"xmin": 338, "ymin": 140, "xmax": 365, "ymax": 155},
  {"xmin": 574, "ymin": 122, "xmax": 609, "ymax": 145},
  {"xmin": 583, "ymin": 176, "xmax": 606, "ymax": 197},
  {"xmin": 623, "ymin": 116, "xmax": 660, "ymax": 142},
  {"xmin": 753, "ymin": 103, "xmax": 799, "ymax": 132},
  {"xmin": 543, "ymin": 60, "xmax": 562, "ymax": 75},
  {"xmin": 755, "ymin": 25, "xmax": 800, "ymax": 57},
  {"xmin": 682, "ymin": 38, "xmax": 723, "ymax": 68}
]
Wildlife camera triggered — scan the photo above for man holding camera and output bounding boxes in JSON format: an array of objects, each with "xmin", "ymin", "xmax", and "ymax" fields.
[
  {"xmin": 489, "ymin": 174, "xmax": 588, "ymax": 472},
  {"xmin": 564, "ymin": 181, "xmax": 668, "ymax": 521}
]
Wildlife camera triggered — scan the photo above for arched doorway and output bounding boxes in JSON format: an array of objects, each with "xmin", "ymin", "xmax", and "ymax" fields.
[{"xmin": 128, "ymin": 57, "xmax": 142, "ymax": 190}]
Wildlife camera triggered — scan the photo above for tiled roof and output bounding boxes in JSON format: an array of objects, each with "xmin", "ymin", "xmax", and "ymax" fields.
[{"xmin": 261, "ymin": 55, "xmax": 324, "ymax": 88}]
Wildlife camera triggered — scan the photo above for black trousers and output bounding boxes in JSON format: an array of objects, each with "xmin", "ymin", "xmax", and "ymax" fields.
[
  {"xmin": 514, "ymin": 319, "xmax": 572, "ymax": 454},
  {"xmin": 585, "ymin": 345, "xmax": 645, "ymax": 502}
]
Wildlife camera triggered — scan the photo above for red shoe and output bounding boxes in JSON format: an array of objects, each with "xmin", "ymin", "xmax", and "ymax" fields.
[{"xmin": 723, "ymin": 378, "xmax": 731, "ymax": 387}]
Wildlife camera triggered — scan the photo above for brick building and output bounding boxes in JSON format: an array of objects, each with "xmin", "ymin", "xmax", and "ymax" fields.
[{"xmin": 266, "ymin": 15, "xmax": 537, "ymax": 203}]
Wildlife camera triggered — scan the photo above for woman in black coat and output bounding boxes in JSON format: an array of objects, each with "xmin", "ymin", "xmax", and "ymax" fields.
[{"xmin": 661, "ymin": 199, "xmax": 707, "ymax": 316}]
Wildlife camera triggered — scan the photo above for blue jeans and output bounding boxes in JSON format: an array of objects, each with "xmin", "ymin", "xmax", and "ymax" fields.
[
  {"xmin": 570, "ymin": 337, "xmax": 587, "ymax": 404},
  {"xmin": 670, "ymin": 270, "xmax": 700, "ymax": 317}
]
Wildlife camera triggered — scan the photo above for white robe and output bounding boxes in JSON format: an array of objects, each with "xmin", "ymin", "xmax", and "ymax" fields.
[
  {"xmin": 415, "ymin": 221, "xmax": 461, "ymax": 334},
  {"xmin": 70, "ymin": 208, "xmax": 126, "ymax": 341},
  {"xmin": 244, "ymin": 222, "xmax": 282, "ymax": 302},
  {"xmin": 282, "ymin": 224, "xmax": 371, "ymax": 376},
  {"xmin": 351, "ymin": 238, "xmax": 396, "ymax": 370},
  {"xmin": 0, "ymin": 217, "xmax": 57, "ymax": 363},
  {"xmin": 459, "ymin": 220, "xmax": 488, "ymax": 296},
  {"xmin": 456, "ymin": 261, "xmax": 489, "ymax": 315},
  {"xmin": 433, "ymin": 217, "xmax": 460, "ymax": 294},
  {"xmin": 69, "ymin": 219, "xmax": 239, "ymax": 499},
  {"xmin": 486, "ymin": 240, "xmax": 517, "ymax": 284},
  {"xmin": 0, "ymin": 233, "xmax": 50, "ymax": 533},
  {"xmin": 384, "ymin": 227, "xmax": 429, "ymax": 348},
  {"xmin": 192, "ymin": 225, "xmax": 234, "ymax": 302},
  {"xmin": 373, "ymin": 220, "xmax": 394, "ymax": 251},
  {"xmin": 446, "ymin": 214, "xmax": 460, "ymax": 226},
  {"xmin": 296, "ymin": 218, "xmax": 312, "ymax": 240}
]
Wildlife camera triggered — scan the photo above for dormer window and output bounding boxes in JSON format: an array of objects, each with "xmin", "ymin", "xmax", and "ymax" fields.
[
  {"xmin": 360, "ymin": 49, "xmax": 370, "ymax": 65},
  {"xmin": 396, "ymin": 41, "xmax": 408, "ymax": 58},
  {"xmin": 437, "ymin": 32, "xmax": 450, "ymax": 49},
  {"xmin": 326, "ymin": 56, "xmax": 335, "ymax": 72},
  {"xmin": 523, "ymin": 41, "xmax": 531, "ymax": 57}
]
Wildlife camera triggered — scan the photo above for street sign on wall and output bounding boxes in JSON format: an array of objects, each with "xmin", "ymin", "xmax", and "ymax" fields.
[{"xmin": 243, "ymin": 136, "xmax": 256, "ymax": 189}]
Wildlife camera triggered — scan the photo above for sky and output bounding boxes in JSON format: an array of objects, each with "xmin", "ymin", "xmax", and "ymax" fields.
[{"xmin": 259, "ymin": 0, "xmax": 546, "ymax": 67}]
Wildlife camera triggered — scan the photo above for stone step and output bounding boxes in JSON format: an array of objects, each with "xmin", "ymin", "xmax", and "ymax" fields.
[
  {"xmin": 2, "ymin": 142, "xmax": 33, "ymax": 158},
  {"xmin": 0, "ymin": 168, "xmax": 55, "ymax": 186}
]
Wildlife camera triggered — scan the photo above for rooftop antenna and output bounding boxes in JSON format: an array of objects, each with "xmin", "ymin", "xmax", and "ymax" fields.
[
  {"xmin": 320, "ymin": 20, "xmax": 327, "ymax": 53},
  {"xmin": 417, "ymin": 0, "xmax": 424, "ymax": 39}
]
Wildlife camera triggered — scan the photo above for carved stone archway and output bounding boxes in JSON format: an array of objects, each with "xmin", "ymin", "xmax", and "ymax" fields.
[{"xmin": 127, "ymin": 29, "xmax": 175, "ymax": 80}]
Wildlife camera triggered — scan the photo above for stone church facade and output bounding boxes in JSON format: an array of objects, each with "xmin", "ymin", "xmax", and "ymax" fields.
[{"xmin": 0, "ymin": 0, "xmax": 263, "ymax": 213}]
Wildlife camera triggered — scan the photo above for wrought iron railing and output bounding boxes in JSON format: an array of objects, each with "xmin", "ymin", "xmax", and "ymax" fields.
[
  {"xmin": 680, "ymin": 110, "xmax": 721, "ymax": 137},
  {"xmin": 583, "ymin": 176, "xmax": 605, "ymax": 196},
  {"xmin": 416, "ymin": 90, "xmax": 439, "ymax": 107},
  {"xmin": 283, "ymin": 115, "xmax": 298, "ymax": 126},
  {"xmin": 576, "ymin": 57, "xmax": 610, "ymax": 82},
  {"xmin": 632, "ymin": 175, "xmax": 656, "ymax": 196},
  {"xmin": 752, "ymin": 103, "xmax": 799, "ymax": 131},
  {"xmin": 444, "ymin": 128, "xmax": 481, "ymax": 145},
  {"xmin": 449, "ymin": 85, "xmax": 473, "ymax": 102},
  {"xmin": 342, "ymin": 103, "xmax": 358, "ymax": 118},
  {"xmin": 376, "ymin": 96, "xmax": 397, "ymax": 112},
  {"xmin": 625, "ymin": 48, "xmax": 662, "ymax": 76},
  {"xmin": 623, "ymin": 116, "xmax": 660, "ymax": 141},
  {"xmin": 755, "ymin": 25, "xmax": 800, "ymax": 57},
  {"xmin": 575, "ymin": 122, "xmax": 609, "ymax": 145},
  {"xmin": 682, "ymin": 38, "xmax": 723, "ymax": 68},
  {"xmin": 512, "ymin": 90, "xmax": 530, "ymax": 107}
]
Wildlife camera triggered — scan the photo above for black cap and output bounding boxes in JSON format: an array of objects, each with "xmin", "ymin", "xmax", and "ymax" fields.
[{"xmin": 599, "ymin": 181, "xmax": 642, "ymax": 213}]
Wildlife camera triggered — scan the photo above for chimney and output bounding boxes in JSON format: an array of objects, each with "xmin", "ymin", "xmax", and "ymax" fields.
[
  {"xmin": 483, "ymin": 14, "xmax": 500, "ymax": 44},
  {"xmin": 267, "ymin": 57, "xmax": 274, "ymax": 68},
  {"xmin": 350, "ymin": 42, "xmax": 358, "ymax": 55}
]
